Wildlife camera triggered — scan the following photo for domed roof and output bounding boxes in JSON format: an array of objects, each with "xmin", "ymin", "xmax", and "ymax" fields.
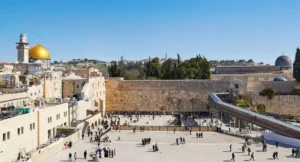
[
  {"xmin": 273, "ymin": 76, "xmax": 288, "ymax": 81},
  {"xmin": 275, "ymin": 55, "xmax": 292, "ymax": 67},
  {"xmin": 29, "ymin": 44, "xmax": 50, "ymax": 60}
]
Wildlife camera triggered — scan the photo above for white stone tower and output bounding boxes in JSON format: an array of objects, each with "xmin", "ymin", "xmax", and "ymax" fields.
[{"xmin": 16, "ymin": 33, "xmax": 30, "ymax": 63}]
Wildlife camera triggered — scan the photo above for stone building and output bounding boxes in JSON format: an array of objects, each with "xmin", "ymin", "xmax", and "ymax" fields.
[
  {"xmin": 62, "ymin": 72, "xmax": 106, "ymax": 114},
  {"xmin": 214, "ymin": 55, "xmax": 292, "ymax": 74},
  {"xmin": 62, "ymin": 73, "xmax": 87, "ymax": 100},
  {"xmin": 62, "ymin": 68, "xmax": 102, "ymax": 78}
]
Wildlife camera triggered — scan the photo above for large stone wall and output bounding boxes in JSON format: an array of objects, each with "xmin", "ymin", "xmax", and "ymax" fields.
[
  {"xmin": 106, "ymin": 78, "xmax": 246, "ymax": 112},
  {"xmin": 253, "ymin": 95, "xmax": 300, "ymax": 116},
  {"xmin": 247, "ymin": 81, "xmax": 296, "ymax": 94}
]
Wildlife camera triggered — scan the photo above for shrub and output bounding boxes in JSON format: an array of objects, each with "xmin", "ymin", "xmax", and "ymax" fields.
[
  {"xmin": 259, "ymin": 88, "xmax": 275, "ymax": 100},
  {"xmin": 257, "ymin": 104, "xmax": 266, "ymax": 114}
]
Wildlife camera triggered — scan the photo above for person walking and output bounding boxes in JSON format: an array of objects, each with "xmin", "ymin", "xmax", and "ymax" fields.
[
  {"xmin": 176, "ymin": 138, "xmax": 179, "ymax": 145},
  {"xmin": 230, "ymin": 144, "xmax": 232, "ymax": 152},
  {"xmin": 173, "ymin": 128, "xmax": 176, "ymax": 134},
  {"xmin": 183, "ymin": 137, "xmax": 185, "ymax": 144},
  {"xmin": 84, "ymin": 150, "xmax": 87, "ymax": 159},
  {"xmin": 190, "ymin": 129, "xmax": 192, "ymax": 135},
  {"xmin": 231, "ymin": 152, "xmax": 235, "ymax": 161},
  {"xmin": 82, "ymin": 134, "xmax": 84, "ymax": 140},
  {"xmin": 196, "ymin": 132, "xmax": 198, "ymax": 138},
  {"xmin": 275, "ymin": 141, "xmax": 278, "ymax": 148},
  {"xmin": 68, "ymin": 152, "xmax": 72, "ymax": 162},
  {"xmin": 247, "ymin": 147, "xmax": 251, "ymax": 155},
  {"xmin": 249, "ymin": 152, "xmax": 254, "ymax": 161},
  {"xmin": 74, "ymin": 152, "xmax": 77, "ymax": 161}
]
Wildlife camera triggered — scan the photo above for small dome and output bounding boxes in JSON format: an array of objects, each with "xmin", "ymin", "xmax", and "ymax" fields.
[
  {"xmin": 275, "ymin": 55, "xmax": 292, "ymax": 67},
  {"xmin": 273, "ymin": 76, "xmax": 287, "ymax": 81},
  {"xmin": 29, "ymin": 44, "xmax": 51, "ymax": 60}
]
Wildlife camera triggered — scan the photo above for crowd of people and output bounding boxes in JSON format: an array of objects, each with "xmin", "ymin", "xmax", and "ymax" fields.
[
  {"xmin": 176, "ymin": 137, "xmax": 186, "ymax": 145},
  {"xmin": 142, "ymin": 138, "xmax": 151, "ymax": 146}
]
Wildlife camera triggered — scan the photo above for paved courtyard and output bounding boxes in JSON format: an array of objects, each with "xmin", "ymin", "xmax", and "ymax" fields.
[{"xmin": 45, "ymin": 130, "xmax": 299, "ymax": 162}]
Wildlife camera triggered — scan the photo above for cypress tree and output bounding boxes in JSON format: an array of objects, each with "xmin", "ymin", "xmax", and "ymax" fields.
[{"xmin": 293, "ymin": 48, "xmax": 300, "ymax": 81}]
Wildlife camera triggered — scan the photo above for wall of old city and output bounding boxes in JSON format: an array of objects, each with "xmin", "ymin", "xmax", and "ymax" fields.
[
  {"xmin": 106, "ymin": 78, "xmax": 246, "ymax": 112},
  {"xmin": 247, "ymin": 81, "xmax": 296, "ymax": 94},
  {"xmin": 252, "ymin": 95, "xmax": 300, "ymax": 116}
]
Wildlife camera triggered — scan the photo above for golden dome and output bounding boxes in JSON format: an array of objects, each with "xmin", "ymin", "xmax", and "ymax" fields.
[{"xmin": 29, "ymin": 44, "xmax": 50, "ymax": 60}]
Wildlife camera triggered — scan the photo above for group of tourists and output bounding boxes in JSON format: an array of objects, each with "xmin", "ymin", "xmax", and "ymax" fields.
[
  {"xmin": 64, "ymin": 141, "xmax": 73, "ymax": 149},
  {"xmin": 153, "ymin": 143, "xmax": 159, "ymax": 152},
  {"xmin": 196, "ymin": 132, "xmax": 203, "ymax": 138},
  {"xmin": 68, "ymin": 152, "xmax": 76, "ymax": 161},
  {"xmin": 272, "ymin": 151, "xmax": 279, "ymax": 159},
  {"xmin": 292, "ymin": 148, "xmax": 300, "ymax": 158},
  {"xmin": 142, "ymin": 137, "xmax": 151, "ymax": 146},
  {"xmin": 176, "ymin": 137, "xmax": 186, "ymax": 145},
  {"xmin": 95, "ymin": 147, "xmax": 116, "ymax": 159}
]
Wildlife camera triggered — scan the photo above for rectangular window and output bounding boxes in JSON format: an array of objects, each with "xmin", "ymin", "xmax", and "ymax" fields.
[
  {"xmin": 18, "ymin": 128, "xmax": 20, "ymax": 135},
  {"xmin": 33, "ymin": 123, "xmax": 35, "ymax": 130},
  {"xmin": 7, "ymin": 132, "xmax": 10, "ymax": 140},
  {"xmin": 21, "ymin": 127, "xmax": 24, "ymax": 134},
  {"xmin": 3, "ymin": 133, "xmax": 6, "ymax": 141},
  {"xmin": 30, "ymin": 124, "xmax": 32, "ymax": 130}
]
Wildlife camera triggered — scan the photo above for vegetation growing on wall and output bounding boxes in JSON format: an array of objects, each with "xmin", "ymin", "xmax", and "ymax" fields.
[
  {"xmin": 236, "ymin": 100, "xmax": 251, "ymax": 108},
  {"xmin": 259, "ymin": 87, "xmax": 275, "ymax": 100},
  {"xmin": 256, "ymin": 103, "xmax": 266, "ymax": 114}
]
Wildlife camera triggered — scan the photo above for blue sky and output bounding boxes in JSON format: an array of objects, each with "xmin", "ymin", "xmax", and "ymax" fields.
[{"xmin": 0, "ymin": 0, "xmax": 300, "ymax": 64}]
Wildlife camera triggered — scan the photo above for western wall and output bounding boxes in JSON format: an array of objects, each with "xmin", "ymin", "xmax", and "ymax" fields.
[
  {"xmin": 252, "ymin": 95, "xmax": 300, "ymax": 116},
  {"xmin": 106, "ymin": 78, "xmax": 246, "ymax": 112}
]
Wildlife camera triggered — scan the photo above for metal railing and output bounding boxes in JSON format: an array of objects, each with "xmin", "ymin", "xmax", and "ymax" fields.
[{"xmin": 208, "ymin": 92, "xmax": 300, "ymax": 139}]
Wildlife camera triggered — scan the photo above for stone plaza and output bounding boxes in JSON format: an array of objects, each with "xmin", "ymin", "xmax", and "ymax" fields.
[{"xmin": 45, "ymin": 130, "xmax": 298, "ymax": 162}]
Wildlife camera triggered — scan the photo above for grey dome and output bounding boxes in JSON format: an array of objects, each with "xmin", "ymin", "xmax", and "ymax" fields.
[
  {"xmin": 275, "ymin": 55, "xmax": 292, "ymax": 67},
  {"xmin": 273, "ymin": 76, "xmax": 287, "ymax": 81}
]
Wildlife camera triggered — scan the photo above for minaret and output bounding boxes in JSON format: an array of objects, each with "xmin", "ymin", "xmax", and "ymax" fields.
[{"xmin": 16, "ymin": 33, "xmax": 30, "ymax": 63}]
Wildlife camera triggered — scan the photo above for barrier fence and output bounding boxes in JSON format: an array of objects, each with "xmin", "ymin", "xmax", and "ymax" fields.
[{"xmin": 115, "ymin": 125, "xmax": 216, "ymax": 132}]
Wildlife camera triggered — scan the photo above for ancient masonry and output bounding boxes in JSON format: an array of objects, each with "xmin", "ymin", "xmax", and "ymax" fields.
[{"xmin": 106, "ymin": 79, "xmax": 243, "ymax": 112}]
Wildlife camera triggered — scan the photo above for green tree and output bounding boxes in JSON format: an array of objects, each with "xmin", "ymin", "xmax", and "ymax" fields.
[
  {"xmin": 108, "ymin": 61, "xmax": 120, "ymax": 77},
  {"xmin": 161, "ymin": 59, "xmax": 176, "ymax": 79},
  {"xmin": 259, "ymin": 88, "xmax": 275, "ymax": 100},
  {"xmin": 146, "ymin": 57, "xmax": 162, "ymax": 79},
  {"xmin": 293, "ymin": 48, "xmax": 300, "ymax": 81},
  {"xmin": 257, "ymin": 104, "xmax": 266, "ymax": 114}
]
